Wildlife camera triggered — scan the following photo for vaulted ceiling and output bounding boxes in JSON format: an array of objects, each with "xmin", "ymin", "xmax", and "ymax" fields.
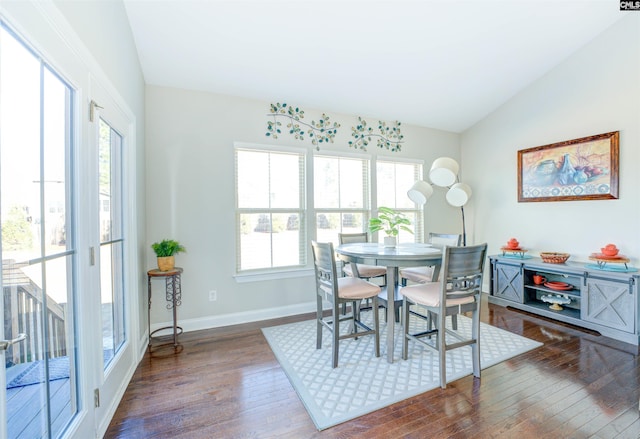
[{"xmin": 123, "ymin": 1, "xmax": 626, "ymax": 133}]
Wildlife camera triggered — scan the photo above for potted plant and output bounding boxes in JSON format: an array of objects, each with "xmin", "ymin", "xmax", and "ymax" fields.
[
  {"xmin": 368, "ymin": 207, "xmax": 413, "ymax": 247},
  {"xmin": 151, "ymin": 239, "xmax": 186, "ymax": 271}
]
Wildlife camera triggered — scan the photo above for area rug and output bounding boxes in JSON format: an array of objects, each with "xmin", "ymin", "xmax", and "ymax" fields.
[{"xmin": 262, "ymin": 307, "xmax": 542, "ymax": 430}]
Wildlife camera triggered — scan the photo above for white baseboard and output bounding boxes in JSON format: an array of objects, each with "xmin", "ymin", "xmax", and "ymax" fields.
[
  {"xmin": 151, "ymin": 291, "xmax": 492, "ymax": 335},
  {"xmin": 150, "ymin": 301, "xmax": 318, "ymax": 334}
]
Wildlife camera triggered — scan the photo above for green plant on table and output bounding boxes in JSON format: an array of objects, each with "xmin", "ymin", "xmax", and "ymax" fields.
[
  {"xmin": 151, "ymin": 239, "xmax": 186, "ymax": 257},
  {"xmin": 368, "ymin": 207, "xmax": 413, "ymax": 237}
]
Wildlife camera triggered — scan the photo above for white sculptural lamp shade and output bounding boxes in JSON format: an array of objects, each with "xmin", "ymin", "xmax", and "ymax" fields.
[
  {"xmin": 446, "ymin": 182, "xmax": 472, "ymax": 207},
  {"xmin": 429, "ymin": 157, "xmax": 459, "ymax": 187},
  {"xmin": 407, "ymin": 180, "xmax": 434, "ymax": 205},
  {"xmin": 408, "ymin": 156, "xmax": 471, "ymax": 246}
]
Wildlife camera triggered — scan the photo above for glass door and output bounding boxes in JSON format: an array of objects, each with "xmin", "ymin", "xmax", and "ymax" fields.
[
  {"xmin": 89, "ymin": 81, "xmax": 136, "ymax": 436},
  {"xmin": 0, "ymin": 23, "xmax": 79, "ymax": 438},
  {"xmin": 1, "ymin": 8, "xmax": 139, "ymax": 438}
]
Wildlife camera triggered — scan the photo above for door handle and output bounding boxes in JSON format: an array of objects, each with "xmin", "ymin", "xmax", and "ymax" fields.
[{"xmin": 0, "ymin": 333, "xmax": 27, "ymax": 351}]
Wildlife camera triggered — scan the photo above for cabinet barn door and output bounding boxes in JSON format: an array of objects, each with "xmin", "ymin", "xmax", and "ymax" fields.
[
  {"xmin": 584, "ymin": 278, "xmax": 636, "ymax": 333},
  {"xmin": 493, "ymin": 262, "xmax": 524, "ymax": 303}
]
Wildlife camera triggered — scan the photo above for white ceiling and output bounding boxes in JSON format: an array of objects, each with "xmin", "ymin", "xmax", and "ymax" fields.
[{"xmin": 123, "ymin": 0, "xmax": 626, "ymax": 133}]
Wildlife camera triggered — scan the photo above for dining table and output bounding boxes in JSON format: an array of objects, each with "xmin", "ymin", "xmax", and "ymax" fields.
[{"xmin": 335, "ymin": 242, "xmax": 443, "ymax": 363}]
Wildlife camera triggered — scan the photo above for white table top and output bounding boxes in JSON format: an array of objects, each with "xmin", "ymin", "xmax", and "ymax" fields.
[{"xmin": 336, "ymin": 242, "xmax": 442, "ymax": 267}]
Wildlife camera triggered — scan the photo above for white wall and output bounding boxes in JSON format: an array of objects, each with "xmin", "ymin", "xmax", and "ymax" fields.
[
  {"xmin": 462, "ymin": 15, "xmax": 640, "ymax": 264},
  {"xmin": 145, "ymin": 86, "xmax": 460, "ymax": 330}
]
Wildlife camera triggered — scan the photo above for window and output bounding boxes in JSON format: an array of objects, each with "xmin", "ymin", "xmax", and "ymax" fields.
[
  {"xmin": 376, "ymin": 159, "xmax": 424, "ymax": 242},
  {"xmin": 98, "ymin": 118, "xmax": 125, "ymax": 367},
  {"xmin": 235, "ymin": 146, "xmax": 305, "ymax": 272},
  {"xmin": 314, "ymin": 154, "xmax": 369, "ymax": 245},
  {"xmin": 235, "ymin": 145, "xmax": 425, "ymax": 274}
]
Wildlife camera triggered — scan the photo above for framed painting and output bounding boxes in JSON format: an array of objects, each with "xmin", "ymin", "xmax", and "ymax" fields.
[{"xmin": 517, "ymin": 131, "xmax": 619, "ymax": 202}]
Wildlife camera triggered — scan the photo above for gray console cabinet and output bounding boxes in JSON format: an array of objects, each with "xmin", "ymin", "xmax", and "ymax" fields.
[{"xmin": 489, "ymin": 255, "xmax": 639, "ymax": 345}]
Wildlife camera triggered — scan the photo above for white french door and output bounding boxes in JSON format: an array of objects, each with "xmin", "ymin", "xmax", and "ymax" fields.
[
  {"xmin": 0, "ymin": 6, "xmax": 139, "ymax": 438},
  {"xmin": 0, "ymin": 21, "xmax": 88, "ymax": 438},
  {"xmin": 89, "ymin": 81, "xmax": 137, "ymax": 436}
]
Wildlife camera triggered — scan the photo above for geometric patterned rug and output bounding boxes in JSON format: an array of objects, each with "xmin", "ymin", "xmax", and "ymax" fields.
[{"xmin": 262, "ymin": 307, "xmax": 542, "ymax": 430}]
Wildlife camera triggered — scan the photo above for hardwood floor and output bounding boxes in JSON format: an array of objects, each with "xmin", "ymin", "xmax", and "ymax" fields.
[{"xmin": 105, "ymin": 298, "xmax": 640, "ymax": 438}]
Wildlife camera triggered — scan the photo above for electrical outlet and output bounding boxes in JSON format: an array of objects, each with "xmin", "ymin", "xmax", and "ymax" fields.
[{"xmin": 209, "ymin": 290, "xmax": 217, "ymax": 301}]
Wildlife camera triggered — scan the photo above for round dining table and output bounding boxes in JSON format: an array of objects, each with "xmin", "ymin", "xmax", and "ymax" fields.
[{"xmin": 335, "ymin": 242, "xmax": 443, "ymax": 363}]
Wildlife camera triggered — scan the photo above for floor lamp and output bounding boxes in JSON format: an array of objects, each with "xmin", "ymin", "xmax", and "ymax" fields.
[{"xmin": 407, "ymin": 157, "xmax": 472, "ymax": 246}]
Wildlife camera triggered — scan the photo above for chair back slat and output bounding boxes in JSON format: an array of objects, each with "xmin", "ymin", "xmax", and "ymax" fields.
[
  {"xmin": 440, "ymin": 243, "xmax": 488, "ymax": 297},
  {"xmin": 311, "ymin": 241, "xmax": 340, "ymax": 307},
  {"xmin": 338, "ymin": 232, "xmax": 369, "ymax": 245},
  {"xmin": 428, "ymin": 233, "xmax": 462, "ymax": 247}
]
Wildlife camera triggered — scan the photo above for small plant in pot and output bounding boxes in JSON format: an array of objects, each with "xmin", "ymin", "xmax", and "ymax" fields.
[
  {"xmin": 151, "ymin": 239, "xmax": 186, "ymax": 271},
  {"xmin": 368, "ymin": 207, "xmax": 413, "ymax": 247}
]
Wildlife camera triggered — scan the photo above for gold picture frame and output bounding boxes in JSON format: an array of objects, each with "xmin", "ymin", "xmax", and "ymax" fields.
[{"xmin": 518, "ymin": 131, "xmax": 619, "ymax": 202}]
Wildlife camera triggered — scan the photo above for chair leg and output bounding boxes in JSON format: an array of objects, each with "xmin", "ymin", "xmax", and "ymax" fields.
[
  {"xmin": 332, "ymin": 304, "xmax": 339, "ymax": 368},
  {"xmin": 372, "ymin": 296, "xmax": 380, "ymax": 358},
  {"xmin": 402, "ymin": 298, "xmax": 410, "ymax": 360},
  {"xmin": 471, "ymin": 306, "xmax": 481, "ymax": 379},
  {"xmin": 316, "ymin": 294, "xmax": 323, "ymax": 350},
  {"xmin": 452, "ymin": 314, "xmax": 458, "ymax": 330},
  {"xmin": 437, "ymin": 312, "xmax": 447, "ymax": 389},
  {"xmin": 352, "ymin": 300, "xmax": 359, "ymax": 338}
]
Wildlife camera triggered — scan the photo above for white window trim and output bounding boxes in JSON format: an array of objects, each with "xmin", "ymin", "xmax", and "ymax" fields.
[
  {"xmin": 234, "ymin": 142, "xmax": 307, "ymax": 274},
  {"xmin": 234, "ymin": 141, "xmax": 306, "ymax": 155},
  {"xmin": 233, "ymin": 143, "xmax": 428, "ymax": 278}
]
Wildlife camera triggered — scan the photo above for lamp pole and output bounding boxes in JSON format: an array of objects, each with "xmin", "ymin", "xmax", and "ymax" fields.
[{"xmin": 460, "ymin": 206, "xmax": 466, "ymax": 246}]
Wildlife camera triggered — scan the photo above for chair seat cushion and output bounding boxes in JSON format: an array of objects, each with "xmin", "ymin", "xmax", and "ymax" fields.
[
  {"xmin": 400, "ymin": 282, "xmax": 475, "ymax": 307},
  {"xmin": 320, "ymin": 276, "xmax": 381, "ymax": 300},
  {"xmin": 400, "ymin": 266, "xmax": 434, "ymax": 283},
  {"xmin": 343, "ymin": 263, "xmax": 386, "ymax": 278}
]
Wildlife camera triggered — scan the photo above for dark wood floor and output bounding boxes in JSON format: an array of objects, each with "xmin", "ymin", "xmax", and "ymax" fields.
[{"xmin": 105, "ymin": 298, "xmax": 640, "ymax": 438}]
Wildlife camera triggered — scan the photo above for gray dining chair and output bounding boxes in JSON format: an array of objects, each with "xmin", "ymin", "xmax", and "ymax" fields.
[
  {"xmin": 400, "ymin": 233, "xmax": 461, "ymax": 285},
  {"xmin": 338, "ymin": 232, "xmax": 386, "ymax": 283},
  {"xmin": 400, "ymin": 243, "xmax": 487, "ymax": 388},
  {"xmin": 338, "ymin": 232, "xmax": 387, "ymax": 316},
  {"xmin": 311, "ymin": 241, "xmax": 381, "ymax": 368}
]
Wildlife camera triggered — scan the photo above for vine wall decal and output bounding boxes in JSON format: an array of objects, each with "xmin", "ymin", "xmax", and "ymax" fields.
[
  {"xmin": 265, "ymin": 102, "xmax": 340, "ymax": 150},
  {"xmin": 348, "ymin": 117, "xmax": 404, "ymax": 152}
]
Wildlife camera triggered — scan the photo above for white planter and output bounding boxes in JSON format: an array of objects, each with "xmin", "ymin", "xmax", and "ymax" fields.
[{"xmin": 383, "ymin": 236, "xmax": 397, "ymax": 248}]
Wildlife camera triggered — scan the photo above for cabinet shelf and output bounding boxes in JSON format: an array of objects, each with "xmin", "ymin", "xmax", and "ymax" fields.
[
  {"xmin": 525, "ymin": 284, "xmax": 581, "ymax": 298},
  {"xmin": 522, "ymin": 299, "xmax": 581, "ymax": 320},
  {"xmin": 489, "ymin": 255, "xmax": 639, "ymax": 346}
]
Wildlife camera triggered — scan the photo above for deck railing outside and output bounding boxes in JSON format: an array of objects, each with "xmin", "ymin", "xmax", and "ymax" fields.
[{"xmin": 3, "ymin": 260, "xmax": 67, "ymax": 366}]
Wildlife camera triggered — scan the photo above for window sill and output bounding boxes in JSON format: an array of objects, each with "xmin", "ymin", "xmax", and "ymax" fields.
[{"xmin": 234, "ymin": 268, "xmax": 314, "ymax": 283}]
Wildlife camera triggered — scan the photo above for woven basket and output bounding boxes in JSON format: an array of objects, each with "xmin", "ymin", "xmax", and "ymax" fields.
[{"xmin": 540, "ymin": 252, "xmax": 570, "ymax": 264}]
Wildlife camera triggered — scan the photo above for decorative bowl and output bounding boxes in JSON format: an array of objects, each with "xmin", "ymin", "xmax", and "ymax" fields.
[
  {"xmin": 540, "ymin": 252, "xmax": 570, "ymax": 264},
  {"xmin": 601, "ymin": 244, "xmax": 619, "ymax": 256},
  {"xmin": 506, "ymin": 238, "xmax": 520, "ymax": 249}
]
